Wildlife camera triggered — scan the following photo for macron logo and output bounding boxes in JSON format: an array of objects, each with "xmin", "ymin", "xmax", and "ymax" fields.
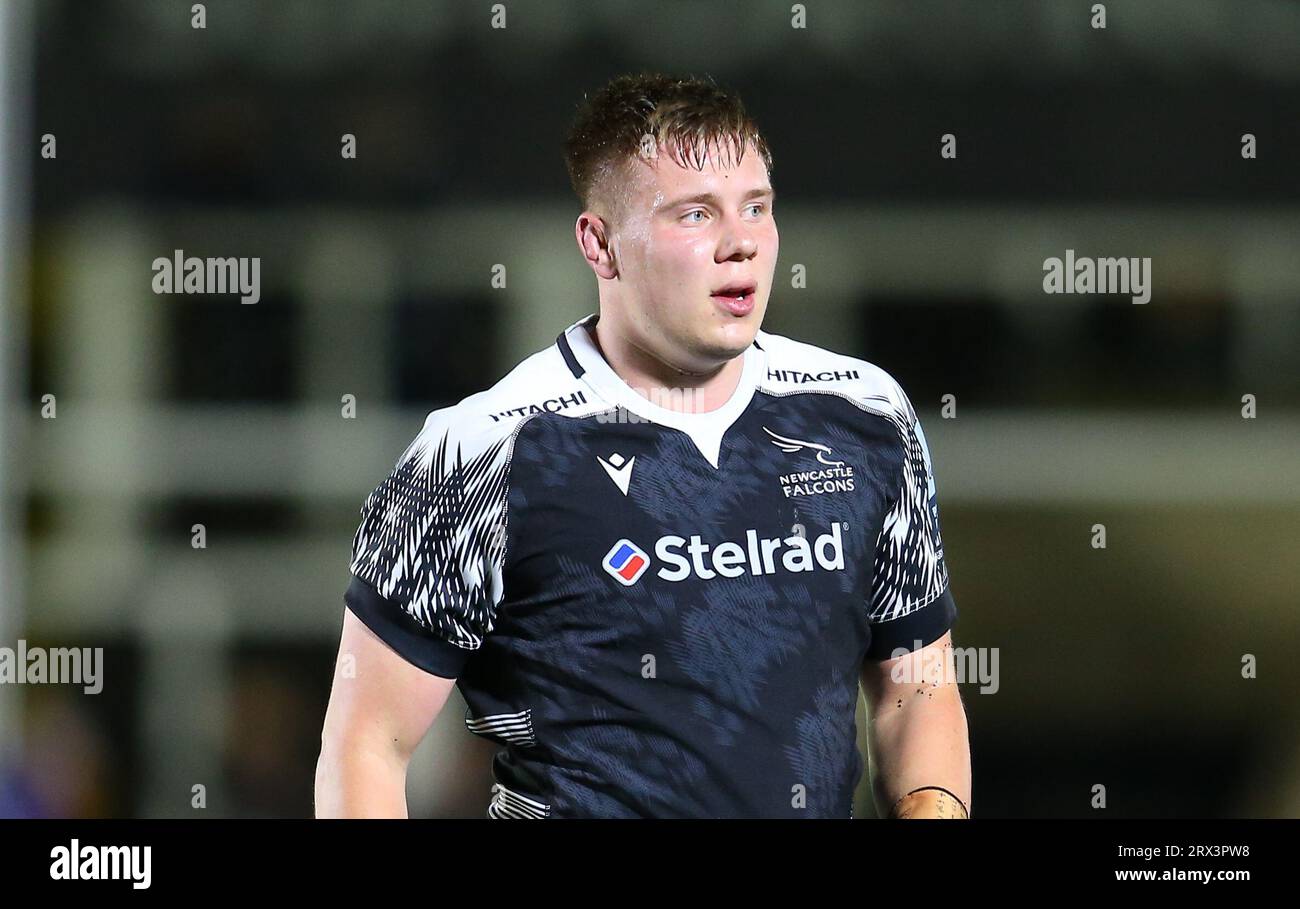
[
  {"xmin": 597, "ymin": 452, "xmax": 636, "ymax": 495},
  {"xmin": 603, "ymin": 539, "xmax": 650, "ymax": 585}
]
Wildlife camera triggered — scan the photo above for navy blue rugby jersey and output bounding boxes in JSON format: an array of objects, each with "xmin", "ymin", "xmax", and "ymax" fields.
[{"xmin": 344, "ymin": 312, "xmax": 957, "ymax": 819}]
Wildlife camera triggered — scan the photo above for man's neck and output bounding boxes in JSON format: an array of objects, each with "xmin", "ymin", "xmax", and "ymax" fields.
[{"xmin": 587, "ymin": 318, "xmax": 746, "ymax": 415}]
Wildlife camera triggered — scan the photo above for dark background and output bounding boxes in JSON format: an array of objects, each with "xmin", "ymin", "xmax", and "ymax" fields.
[{"xmin": 1, "ymin": 0, "xmax": 1298, "ymax": 818}]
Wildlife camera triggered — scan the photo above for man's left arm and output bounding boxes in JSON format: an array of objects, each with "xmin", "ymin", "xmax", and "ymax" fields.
[{"xmin": 860, "ymin": 630, "xmax": 971, "ymax": 818}]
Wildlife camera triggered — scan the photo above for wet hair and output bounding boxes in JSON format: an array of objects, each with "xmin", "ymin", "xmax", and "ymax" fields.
[{"xmin": 563, "ymin": 72, "xmax": 774, "ymax": 223}]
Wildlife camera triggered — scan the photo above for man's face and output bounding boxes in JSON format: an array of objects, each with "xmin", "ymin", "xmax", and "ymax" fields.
[{"xmin": 608, "ymin": 137, "xmax": 778, "ymax": 374}]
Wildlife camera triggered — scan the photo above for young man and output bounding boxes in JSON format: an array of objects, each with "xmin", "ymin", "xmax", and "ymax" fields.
[{"xmin": 316, "ymin": 73, "xmax": 971, "ymax": 819}]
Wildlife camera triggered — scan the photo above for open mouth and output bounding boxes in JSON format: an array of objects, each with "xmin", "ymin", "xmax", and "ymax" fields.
[{"xmin": 711, "ymin": 282, "xmax": 758, "ymax": 312}]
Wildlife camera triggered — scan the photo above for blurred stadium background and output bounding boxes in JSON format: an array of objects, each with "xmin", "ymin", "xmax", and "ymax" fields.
[{"xmin": 2, "ymin": 0, "xmax": 1299, "ymax": 818}]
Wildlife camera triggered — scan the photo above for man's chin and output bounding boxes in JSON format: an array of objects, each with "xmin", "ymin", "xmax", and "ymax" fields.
[
  {"xmin": 703, "ymin": 315, "xmax": 761, "ymax": 357},
  {"xmin": 692, "ymin": 335, "xmax": 755, "ymax": 366}
]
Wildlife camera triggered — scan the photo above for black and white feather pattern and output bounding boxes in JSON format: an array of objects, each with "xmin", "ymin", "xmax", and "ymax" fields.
[
  {"xmin": 868, "ymin": 404, "xmax": 950, "ymax": 623},
  {"xmin": 349, "ymin": 413, "xmax": 512, "ymax": 649}
]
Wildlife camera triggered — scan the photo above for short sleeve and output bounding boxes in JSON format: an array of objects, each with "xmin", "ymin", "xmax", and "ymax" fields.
[
  {"xmin": 344, "ymin": 407, "xmax": 512, "ymax": 680},
  {"xmin": 864, "ymin": 399, "xmax": 957, "ymax": 661}
]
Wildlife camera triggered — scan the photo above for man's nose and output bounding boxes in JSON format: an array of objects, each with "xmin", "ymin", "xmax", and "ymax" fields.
[{"xmin": 718, "ymin": 220, "xmax": 758, "ymax": 261}]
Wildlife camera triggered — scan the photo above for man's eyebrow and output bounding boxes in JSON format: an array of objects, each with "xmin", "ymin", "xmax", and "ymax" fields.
[{"xmin": 661, "ymin": 187, "xmax": 776, "ymax": 209}]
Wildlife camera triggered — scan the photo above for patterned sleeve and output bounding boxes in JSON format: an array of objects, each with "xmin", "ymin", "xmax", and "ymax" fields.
[
  {"xmin": 343, "ymin": 406, "xmax": 512, "ymax": 679},
  {"xmin": 864, "ymin": 389, "xmax": 958, "ymax": 660}
]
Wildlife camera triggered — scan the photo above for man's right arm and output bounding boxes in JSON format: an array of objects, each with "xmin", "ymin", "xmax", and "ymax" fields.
[
  {"xmin": 321, "ymin": 402, "xmax": 510, "ymax": 816},
  {"xmin": 315, "ymin": 607, "xmax": 458, "ymax": 818}
]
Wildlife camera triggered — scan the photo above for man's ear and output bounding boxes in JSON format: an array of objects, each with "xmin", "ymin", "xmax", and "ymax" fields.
[{"xmin": 576, "ymin": 212, "xmax": 619, "ymax": 280}]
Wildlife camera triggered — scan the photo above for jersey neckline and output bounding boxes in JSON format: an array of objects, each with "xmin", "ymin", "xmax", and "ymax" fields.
[{"xmin": 556, "ymin": 312, "xmax": 767, "ymax": 469}]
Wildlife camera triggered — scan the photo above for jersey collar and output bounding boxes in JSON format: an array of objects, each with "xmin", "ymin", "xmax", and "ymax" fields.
[{"xmin": 556, "ymin": 312, "xmax": 766, "ymax": 469}]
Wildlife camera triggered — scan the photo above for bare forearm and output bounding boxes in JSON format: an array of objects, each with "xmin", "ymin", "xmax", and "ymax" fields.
[
  {"xmin": 867, "ymin": 684, "xmax": 971, "ymax": 818},
  {"xmin": 314, "ymin": 742, "xmax": 410, "ymax": 818}
]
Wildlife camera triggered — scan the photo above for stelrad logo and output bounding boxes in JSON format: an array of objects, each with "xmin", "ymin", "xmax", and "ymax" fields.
[
  {"xmin": 604, "ymin": 524, "xmax": 846, "ymax": 585},
  {"xmin": 603, "ymin": 539, "xmax": 651, "ymax": 585}
]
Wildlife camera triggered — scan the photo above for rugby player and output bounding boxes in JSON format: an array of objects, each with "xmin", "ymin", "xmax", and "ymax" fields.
[{"xmin": 316, "ymin": 72, "xmax": 971, "ymax": 819}]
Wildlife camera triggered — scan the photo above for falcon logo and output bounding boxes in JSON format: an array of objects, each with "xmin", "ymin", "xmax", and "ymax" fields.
[
  {"xmin": 763, "ymin": 426, "xmax": 844, "ymax": 467},
  {"xmin": 764, "ymin": 426, "xmax": 856, "ymax": 498},
  {"xmin": 603, "ymin": 539, "xmax": 650, "ymax": 586}
]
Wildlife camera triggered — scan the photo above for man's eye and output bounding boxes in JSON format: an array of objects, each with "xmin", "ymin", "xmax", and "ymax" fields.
[
  {"xmin": 682, "ymin": 210, "xmax": 706, "ymax": 223},
  {"xmin": 745, "ymin": 203, "xmax": 765, "ymax": 217}
]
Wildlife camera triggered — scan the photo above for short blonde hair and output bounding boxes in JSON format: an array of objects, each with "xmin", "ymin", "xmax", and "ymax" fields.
[{"xmin": 563, "ymin": 72, "xmax": 774, "ymax": 224}]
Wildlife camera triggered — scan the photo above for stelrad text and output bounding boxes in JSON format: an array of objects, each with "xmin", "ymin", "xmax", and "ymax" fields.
[{"xmin": 655, "ymin": 523, "xmax": 846, "ymax": 581}]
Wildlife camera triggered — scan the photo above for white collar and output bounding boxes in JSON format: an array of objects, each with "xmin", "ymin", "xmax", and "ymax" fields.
[{"xmin": 558, "ymin": 313, "xmax": 766, "ymax": 468}]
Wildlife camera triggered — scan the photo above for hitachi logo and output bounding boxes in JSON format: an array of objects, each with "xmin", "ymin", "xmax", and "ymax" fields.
[
  {"xmin": 655, "ymin": 523, "xmax": 846, "ymax": 581},
  {"xmin": 489, "ymin": 390, "xmax": 587, "ymax": 422},
  {"xmin": 767, "ymin": 368, "xmax": 860, "ymax": 384}
]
